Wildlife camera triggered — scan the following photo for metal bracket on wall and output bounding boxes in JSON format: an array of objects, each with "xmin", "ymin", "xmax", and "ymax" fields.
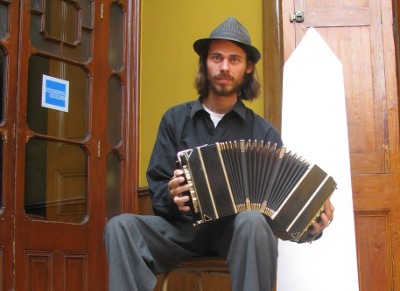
[{"xmin": 290, "ymin": 11, "xmax": 305, "ymax": 23}]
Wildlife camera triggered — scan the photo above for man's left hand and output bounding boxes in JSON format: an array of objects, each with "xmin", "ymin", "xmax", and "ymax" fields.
[{"xmin": 310, "ymin": 200, "xmax": 335, "ymax": 235}]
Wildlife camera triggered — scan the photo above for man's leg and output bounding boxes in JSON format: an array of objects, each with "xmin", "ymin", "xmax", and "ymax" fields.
[
  {"xmin": 103, "ymin": 213, "xmax": 197, "ymax": 291},
  {"xmin": 214, "ymin": 211, "xmax": 278, "ymax": 291}
]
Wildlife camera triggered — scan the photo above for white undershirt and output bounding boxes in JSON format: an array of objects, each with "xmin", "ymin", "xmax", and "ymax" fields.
[{"xmin": 203, "ymin": 105, "xmax": 225, "ymax": 127}]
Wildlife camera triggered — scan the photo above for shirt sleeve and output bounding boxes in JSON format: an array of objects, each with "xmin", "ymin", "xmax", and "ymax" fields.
[{"xmin": 146, "ymin": 111, "xmax": 183, "ymax": 219}]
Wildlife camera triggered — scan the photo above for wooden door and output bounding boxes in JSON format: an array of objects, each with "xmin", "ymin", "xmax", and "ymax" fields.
[
  {"xmin": 282, "ymin": 0, "xmax": 400, "ymax": 289},
  {"xmin": 0, "ymin": 1, "xmax": 19, "ymax": 290},
  {"xmin": 9, "ymin": 1, "xmax": 139, "ymax": 290}
]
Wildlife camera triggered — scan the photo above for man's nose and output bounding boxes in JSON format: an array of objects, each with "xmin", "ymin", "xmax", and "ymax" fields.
[{"xmin": 220, "ymin": 59, "xmax": 230, "ymax": 71}]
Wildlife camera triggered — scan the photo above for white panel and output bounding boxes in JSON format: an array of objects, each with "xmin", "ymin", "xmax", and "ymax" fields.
[{"xmin": 277, "ymin": 27, "xmax": 359, "ymax": 291}]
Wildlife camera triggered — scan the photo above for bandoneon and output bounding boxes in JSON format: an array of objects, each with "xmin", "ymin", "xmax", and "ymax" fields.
[{"xmin": 177, "ymin": 140, "xmax": 337, "ymax": 242}]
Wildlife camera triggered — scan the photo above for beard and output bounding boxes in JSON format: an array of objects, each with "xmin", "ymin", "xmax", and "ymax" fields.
[{"xmin": 208, "ymin": 73, "xmax": 245, "ymax": 97}]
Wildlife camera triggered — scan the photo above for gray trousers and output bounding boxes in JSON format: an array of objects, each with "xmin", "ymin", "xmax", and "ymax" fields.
[{"xmin": 103, "ymin": 211, "xmax": 277, "ymax": 291}]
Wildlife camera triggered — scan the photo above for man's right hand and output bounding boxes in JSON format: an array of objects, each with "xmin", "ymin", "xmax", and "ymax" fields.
[{"xmin": 168, "ymin": 169, "xmax": 191, "ymax": 212}]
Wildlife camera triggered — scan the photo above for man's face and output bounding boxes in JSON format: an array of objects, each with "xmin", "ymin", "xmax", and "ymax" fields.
[{"xmin": 206, "ymin": 40, "xmax": 254, "ymax": 97}]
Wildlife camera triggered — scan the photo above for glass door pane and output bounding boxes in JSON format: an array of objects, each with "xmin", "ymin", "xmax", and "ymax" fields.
[
  {"xmin": 24, "ymin": 138, "xmax": 87, "ymax": 222},
  {"xmin": 26, "ymin": 55, "xmax": 88, "ymax": 139}
]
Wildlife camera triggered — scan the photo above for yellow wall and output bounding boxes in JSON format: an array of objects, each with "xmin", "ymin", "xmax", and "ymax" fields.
[{"xmin": 140, "ymin": 0, "xmax": 264, "ymax": 186}]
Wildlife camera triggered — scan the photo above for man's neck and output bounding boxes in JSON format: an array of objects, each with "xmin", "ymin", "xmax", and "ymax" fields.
[{"xmin": 202, "ymin": 93, "xmax": 238, "ymax": 114}]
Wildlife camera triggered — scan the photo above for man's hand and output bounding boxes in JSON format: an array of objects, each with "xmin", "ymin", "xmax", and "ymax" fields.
[
  {"xmin": 168, "ymin": 169, "xmax": 191, "ymax": 212},
  {"xmin": 310, "ymin": 200, "xmax": 335, "ymax": 235}
]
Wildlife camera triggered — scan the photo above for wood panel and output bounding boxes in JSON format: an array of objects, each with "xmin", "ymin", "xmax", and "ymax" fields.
[
  {"xmin": 25, "ymin": 251, "xmax": 88, "ymax": 291},
  {"xmin": 288, "ymin": 2, "xmax": 389, "ymax": 175},
  {"xmin": 354, "ymin": 212, "xmax": 391, "ymax": 291},
  {"xmin": 63, "ymin": 253, "xmax": 88, "ymax": 291},
  {"xmin": 25, "ymin": 251, "xmax": 53, "ymax": 290}
]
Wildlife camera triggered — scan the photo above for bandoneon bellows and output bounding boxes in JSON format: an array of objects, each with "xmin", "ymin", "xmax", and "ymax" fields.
[{"xmin": 177, "ymin": 140, "xmax": 336, "ymax": 242}]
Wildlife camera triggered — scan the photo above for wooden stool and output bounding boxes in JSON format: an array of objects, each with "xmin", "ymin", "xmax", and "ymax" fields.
[{"xmin": 161, "ymin": 257, "xmax": 229, "ymax": 291}]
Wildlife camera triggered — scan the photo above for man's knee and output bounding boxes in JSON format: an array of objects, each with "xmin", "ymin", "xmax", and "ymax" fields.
[
  {"xmin": 104, "ymin": 213, "xmax": 137, "ymax": 238},
  {"xmin": 233, "ymin": 211, "xmax": 274, "ymax": 238},
  {"xmin": 234, "ymin": 211, "xmax": 268, "ymax": 226}
]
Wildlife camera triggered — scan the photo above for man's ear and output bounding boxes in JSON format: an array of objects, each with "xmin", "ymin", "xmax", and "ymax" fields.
[{"xmin": 246, "ymin": 61, "xmax": 254, "ymax": 74}]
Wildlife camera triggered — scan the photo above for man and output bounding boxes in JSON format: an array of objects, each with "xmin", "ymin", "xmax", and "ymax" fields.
[{"xmin": 104, "ymin": 17, "xmax": 334, "ymax": 291}]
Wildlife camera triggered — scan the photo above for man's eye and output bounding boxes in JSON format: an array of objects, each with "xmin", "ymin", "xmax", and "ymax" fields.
[
  {"xmin": 230, "ymin": 57, "xmax": 239, "ymax": 63},
  {"xmin": 212, "ymin": 55, "xmax": 221, "ymax": 62}
]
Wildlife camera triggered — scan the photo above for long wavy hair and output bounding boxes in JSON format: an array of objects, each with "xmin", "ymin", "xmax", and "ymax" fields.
[{"xmin": 194, "ymin": 42, "xmax": 261, "ymax": 101}]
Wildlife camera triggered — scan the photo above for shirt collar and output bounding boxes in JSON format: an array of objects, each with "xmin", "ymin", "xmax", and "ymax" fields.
[{"xmin": 191, "ymin": 97, "xmax": 247, "ymax": 121}]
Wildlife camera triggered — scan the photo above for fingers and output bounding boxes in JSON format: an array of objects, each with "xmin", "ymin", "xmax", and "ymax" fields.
[
  {"xmin": 174, "ymin": 195, "xmax": 190, "ymax": 212},
  {"xmin": 168, "ymin": 169, "xmax": 185, "ymax": 193},
  {"xmin": 323, "ymin": 200, "xmax": 335, "ymax": 222},
  {"xmin": 311, "ymin": 199, "xmax": 335, "ymax": 235},
  {"xmin": 169, "ymin": 169, "xmax": 190, "ymax": 212}
]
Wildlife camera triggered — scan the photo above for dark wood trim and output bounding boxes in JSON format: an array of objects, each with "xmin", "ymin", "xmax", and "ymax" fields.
[
  {"xmin": 262, "ymin": 0, "xmax": 284, "ymax": 132},
  {"xmin": 138, "ymin": 186, "xmax": 154, "ymax": 215},
  {"xmin": 124, "ymin": 0, "xmax": 141, "ymax": 214},
  {"xmin": 394, "ymin": 0, "xmax": 400, "ymax": 110},
  {"xmin": 138, "ymin": 186, "xmax": 150, "ymax": 196}
]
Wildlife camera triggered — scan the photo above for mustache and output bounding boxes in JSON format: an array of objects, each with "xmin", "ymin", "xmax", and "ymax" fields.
[{"xmin": 213, "ymin": 73, "xmax": 234, "ymax": 80}]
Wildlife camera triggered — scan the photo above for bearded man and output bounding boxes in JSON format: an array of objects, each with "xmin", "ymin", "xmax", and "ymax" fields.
[{"xmin": 104, "ymin": 17, "xmax": 334, "ymax": 291}]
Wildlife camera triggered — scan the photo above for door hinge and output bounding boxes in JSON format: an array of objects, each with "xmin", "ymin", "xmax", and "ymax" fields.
[
  {"xmin": 290, "ymin": 11, "xmax": 305, "ymax": 23},
  {"xmin": 100, "ymin": 2, "xmax": 104, "ymax": 19},
  {"xmin": 97, "ymin": 141, "xmax": 101, "ymax": 158}
]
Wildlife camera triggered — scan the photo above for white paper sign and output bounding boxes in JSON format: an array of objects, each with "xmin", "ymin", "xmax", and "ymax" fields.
[{"xmin": 277, "ymin": 28, "xmax": 359, "ymax": 291}]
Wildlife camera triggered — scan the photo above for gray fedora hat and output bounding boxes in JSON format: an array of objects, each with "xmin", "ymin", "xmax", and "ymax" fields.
[{"xmin": 193, "ymin": 17, "xmax": 261, "ymax": 64}]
